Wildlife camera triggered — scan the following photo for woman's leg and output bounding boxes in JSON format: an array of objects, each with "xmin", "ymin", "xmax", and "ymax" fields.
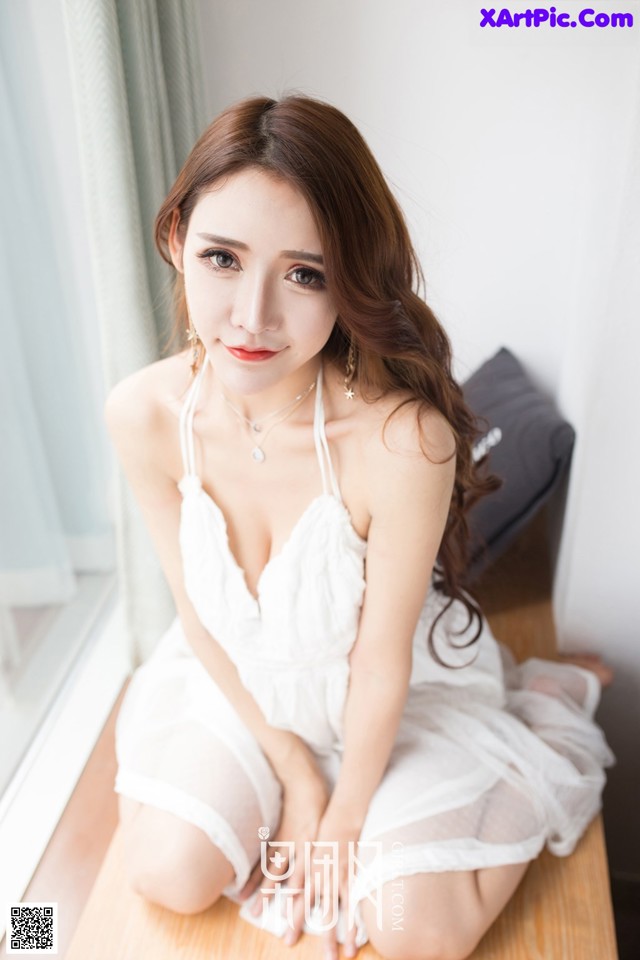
[
  {"xmin": 556, "ymin": 653, "xmax": 613, "ymax": 687},
  {"xmin": 118, "ymin": 795, "xmax": 236, "ymax": 915},
  {"xmin": 359, "ymin": 861, "xmax": 529, "ymax": 960},
  {"xmin": 116, "ymin": 717, "xmax": 282, "ymax": 916}
]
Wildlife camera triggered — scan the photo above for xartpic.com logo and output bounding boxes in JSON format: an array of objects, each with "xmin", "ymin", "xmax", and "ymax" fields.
[{"xmin": 480, "ymin": 6, "xmax": 634, "ymax": 29}]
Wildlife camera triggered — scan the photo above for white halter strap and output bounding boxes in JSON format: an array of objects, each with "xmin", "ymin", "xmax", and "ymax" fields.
[
  {"xmin": 179, "ymin": 355, "xmax": 209, "ymax": 477},
  {"xmin": 313, "ymin": 364, "xmax": 342, "ymax": 501}
]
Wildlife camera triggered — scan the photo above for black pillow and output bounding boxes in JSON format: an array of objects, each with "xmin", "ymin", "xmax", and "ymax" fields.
[{"xmin": 462, "ymin": 347, "xmax": 575, "ymax": 580}]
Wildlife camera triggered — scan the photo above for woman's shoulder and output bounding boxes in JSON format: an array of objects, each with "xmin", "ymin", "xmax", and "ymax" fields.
[
  {"xmin": 323, "ymin": 360, "xmax": 456, "ymax": 530},
  {"xmin": 104, "ymin": 351, "xmax": 191, "ymax": 431},
  {"xmin": 324, "ymin": 360, "xmax": 455, "ymax": 466},
  {"xmin": 362, "ymin": 400, "xmax": 457, "ymax": 527}
]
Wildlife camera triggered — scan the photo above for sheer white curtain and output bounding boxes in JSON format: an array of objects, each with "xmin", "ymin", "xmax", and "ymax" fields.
[
  {"xmin": 62, "ymin": 0, "xmax": 206, "ymax": 662},
  {"xmin": 0, "ymin": 3, "xmax": 114, "ymax": 679}
]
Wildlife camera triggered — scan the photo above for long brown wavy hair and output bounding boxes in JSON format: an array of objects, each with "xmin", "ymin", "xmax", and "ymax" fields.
[{"xmin": 154, "ymin": 94, "xmax": 500, "ymax": 663}]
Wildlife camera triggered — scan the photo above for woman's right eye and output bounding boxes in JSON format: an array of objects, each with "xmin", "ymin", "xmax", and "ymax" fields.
[{"xmin": 197, "ymin": 249, "xmax": 239, "ymax": 271}]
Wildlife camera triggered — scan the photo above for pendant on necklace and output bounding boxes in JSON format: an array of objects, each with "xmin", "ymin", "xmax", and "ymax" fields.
[
  {"xmin": 251, "ymin": 447, "xmax": 266, "ymax": 463},
  {"xmin": 251, "ymin": 423, "xmax": 262, "ymax": 433}
]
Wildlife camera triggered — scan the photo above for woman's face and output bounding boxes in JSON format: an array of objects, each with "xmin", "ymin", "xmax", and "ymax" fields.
[{"xmin": 169, "ymin": 167, "xmax": 338, "ymax": 397}]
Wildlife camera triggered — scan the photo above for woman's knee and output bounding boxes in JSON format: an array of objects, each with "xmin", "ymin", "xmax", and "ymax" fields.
[
  {"xmin": 122, "ymin": 804, "xmax": 235, "ymax": 914},
  {"xmin": 366, "ymin": 919, "xmax": 478, "ymax": 960},
  {"xmin": 361, "ymin": 873, "xmax": 483, "ymax": 960}
]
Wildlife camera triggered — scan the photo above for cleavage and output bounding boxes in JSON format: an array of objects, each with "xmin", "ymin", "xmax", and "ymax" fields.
[{"xmin": 210, "ymin": 480, "xmax": 326, "ymax": 599}]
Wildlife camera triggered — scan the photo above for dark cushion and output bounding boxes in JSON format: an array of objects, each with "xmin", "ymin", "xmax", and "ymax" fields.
[{"xmin": 462, "ymin": 347, "xmax": 575, "ymax": 580}]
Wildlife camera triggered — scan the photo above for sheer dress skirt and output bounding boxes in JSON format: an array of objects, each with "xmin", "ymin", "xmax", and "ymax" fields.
[{"xmin": 114, "ymin": 615, "xmax": 613, "ymax": 942}]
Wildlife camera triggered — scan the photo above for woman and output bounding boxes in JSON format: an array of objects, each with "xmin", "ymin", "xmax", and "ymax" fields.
[{"xmin": 106, "ymin": 95, "xmax": 613, "ymax": 960}]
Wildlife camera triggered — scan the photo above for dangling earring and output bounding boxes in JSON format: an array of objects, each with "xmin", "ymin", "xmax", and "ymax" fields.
[
  {"xmin": 186, "ymin": 314, "xmax": 201, "ymax": 377},
  {"xmin": 344, "ymin": 339, "xmax": 356, "ymax": 399}
]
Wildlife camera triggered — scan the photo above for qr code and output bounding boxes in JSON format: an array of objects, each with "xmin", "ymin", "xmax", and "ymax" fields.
[{"xmin": 6, "ymin": 903, "xmax": 58, "ymax": 954}]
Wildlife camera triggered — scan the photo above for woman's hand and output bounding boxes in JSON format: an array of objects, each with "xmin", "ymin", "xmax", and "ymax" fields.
[
  {"xmin": 304, "ymin": 806, "xmax": 363, "ymax": 960},
  {"xmin": 270, "ymin": 800, "xmax": 364, "ymax": 960},
  {"xmin": 237, "ymin": 747, "xmax": 330, "ymax": 925}
]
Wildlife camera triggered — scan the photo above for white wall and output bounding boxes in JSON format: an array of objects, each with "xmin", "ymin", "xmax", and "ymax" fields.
[
  {"xmin": 555, "ymin": 95, "xmax": 640, "ymax": 878},
  {"xmin": 195, "ymin": 0, "xmax": 640, "ymax": 874}
]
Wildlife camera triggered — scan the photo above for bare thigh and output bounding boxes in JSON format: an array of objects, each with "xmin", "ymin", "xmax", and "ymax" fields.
[
  {"xmin": 118, "ymin": 795, "xmax": 236, "ymax": 915},
  {"xmin": 115, "ymin": 705, "xmax": 282, "ymax": 915},
  {"xmin": 359, "ymin": 861, "xmax": 529, "ymax": 960}
]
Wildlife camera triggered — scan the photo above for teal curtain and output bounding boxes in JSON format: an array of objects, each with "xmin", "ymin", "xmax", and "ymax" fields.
[{"xmin": 62, "ymin": 0, "xmax": 207, "ymax": 660}]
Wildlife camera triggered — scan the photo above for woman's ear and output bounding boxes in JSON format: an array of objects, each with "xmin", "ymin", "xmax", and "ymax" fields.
[{"xmin": 167, "ymin": 209, "xmax": 185, "ymax": 273}]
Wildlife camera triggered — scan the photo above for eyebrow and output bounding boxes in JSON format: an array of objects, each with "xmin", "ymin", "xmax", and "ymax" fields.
[{"xmin": 195, "ymin": 233, "xmax": 324, "ymax": 265}]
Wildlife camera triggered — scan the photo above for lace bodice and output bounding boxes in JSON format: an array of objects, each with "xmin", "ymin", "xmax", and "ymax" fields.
[{"xmin": 177, "ymin": 355, "xmax": 367, "ymax": 752}]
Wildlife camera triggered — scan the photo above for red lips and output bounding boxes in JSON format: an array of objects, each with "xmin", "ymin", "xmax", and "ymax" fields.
[{"xmin": 225, "ymin": 345, "xmax": 280, "ymax": 362}]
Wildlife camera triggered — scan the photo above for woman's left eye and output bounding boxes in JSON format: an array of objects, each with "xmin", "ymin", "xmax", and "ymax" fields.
[{"xmin": 287, "ymin": 266, "xmax": 326, "ymax": 288}]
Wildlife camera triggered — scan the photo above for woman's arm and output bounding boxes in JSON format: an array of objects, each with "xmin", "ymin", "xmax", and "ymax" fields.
[
  {"xmin": 104, "ymin": 369, "xmax": 321, "ymax": 786},
  {"xmin": 283, "ymin": 402, "xmax": 457, "ymax": 957},
  {"xmin": 329, "ymin": 402, "xmax": 457, "ymax": 825}
]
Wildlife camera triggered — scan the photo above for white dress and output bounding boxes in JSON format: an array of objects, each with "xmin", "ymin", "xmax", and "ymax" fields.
[{"xmin": 114, "ymin": 354, "xmax": 613, "ymax": 945}]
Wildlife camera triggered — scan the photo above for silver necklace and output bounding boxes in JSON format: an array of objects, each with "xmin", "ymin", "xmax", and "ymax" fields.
[
  {"xmin": 221, "ymin": 381, "xmax": 316, "ymax": 432},
  {"xmin": 222, "ymin": 379, "xmax": 316, "ymax": 463}
]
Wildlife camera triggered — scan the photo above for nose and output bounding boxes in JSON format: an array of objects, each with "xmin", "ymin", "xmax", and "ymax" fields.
[{"xmin": 230, "ymin": 271, "xmax": 280, "ymax": 335}]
